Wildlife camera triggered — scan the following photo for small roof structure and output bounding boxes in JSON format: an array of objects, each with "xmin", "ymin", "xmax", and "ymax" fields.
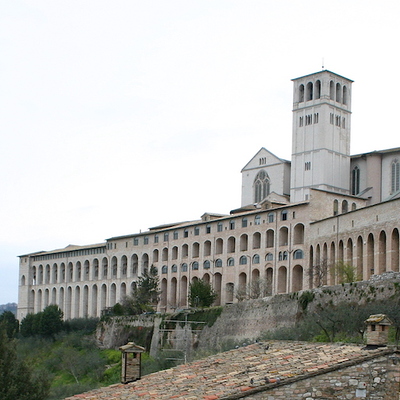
[
  {"xmin": 119, "ymin": 342, "xmax": 145, "ymax": 353},
  {"xmin": 365, "ymin": 314, "xmax": 393, "ymax": 326}
]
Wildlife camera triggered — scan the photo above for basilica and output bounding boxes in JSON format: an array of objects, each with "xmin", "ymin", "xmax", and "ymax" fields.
[{"xmin": 17, "ymin": 69, "xmax": 400, "ymax": 321}]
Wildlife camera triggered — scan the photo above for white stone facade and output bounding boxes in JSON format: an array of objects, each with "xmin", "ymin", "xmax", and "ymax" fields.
[{"xmin": 17, "ymin": 69, "xmax": 400, "ymax": 320}]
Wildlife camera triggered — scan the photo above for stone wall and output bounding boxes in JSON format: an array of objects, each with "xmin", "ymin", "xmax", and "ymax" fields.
[
  {"xmin": 242, "ymin": 353, "xmax": 400, "ymax": 400},
  {"xmin": 96, "ymin": 272, "xmax": 400, "ymax": 353}
]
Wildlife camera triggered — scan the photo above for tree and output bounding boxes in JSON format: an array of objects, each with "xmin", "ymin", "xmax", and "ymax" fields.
[
  {"xmin": 308, "ymin": 258, "xmax": 329, "ymax": 287},
  {"xmin": 0, "ymin": 329, "xmax": 51, "ymax": 400},
  {"xmin": 20, "ymin": 305, "xmax": 64, "ymax": 338},
  {"xmin": 188, "ymin": 279, "xmax": 217, "ymax": 308},
  {"xmin": 122, "ymin": 265, "xmax": 161, "ymax": 314},
  {"xmin": 334, "ymin": 261, "xmax": 360, "ymax": 283},
  {"xmin": 0, "ymin": 311, "xmax": 19, "ymax": 338}
]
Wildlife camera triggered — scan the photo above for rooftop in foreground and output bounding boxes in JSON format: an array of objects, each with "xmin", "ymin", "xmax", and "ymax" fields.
[{"xmin": 65, "ymin": 340, "xmax": 391, "ymax": 400}]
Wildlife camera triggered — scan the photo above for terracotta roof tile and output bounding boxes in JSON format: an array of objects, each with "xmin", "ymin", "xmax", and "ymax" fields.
[{"xmin": 65, "ymin": 341, "xmax": 390, "ymax": 400}]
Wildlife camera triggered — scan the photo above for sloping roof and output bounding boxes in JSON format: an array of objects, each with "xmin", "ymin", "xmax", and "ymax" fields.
[{"xmin": 65, "ymin": 341, "xmax": 390, "ymax": 400}]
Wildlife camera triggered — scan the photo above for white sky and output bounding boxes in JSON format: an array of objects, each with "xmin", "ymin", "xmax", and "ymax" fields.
[{"xmin": 1, "ymin": 0, "xmax": 400, "ymax": 305}]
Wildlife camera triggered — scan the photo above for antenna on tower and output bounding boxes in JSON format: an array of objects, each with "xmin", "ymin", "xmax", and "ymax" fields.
[{"xmin": 322, "ymin": 57, "xmax": 325, "ymax": 70}]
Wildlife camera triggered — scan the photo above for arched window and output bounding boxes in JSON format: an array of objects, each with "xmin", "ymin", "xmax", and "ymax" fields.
[
  {"xmin": 181, "ymin": 263, "xmax": 188, "ymax": 272},
  {"xmin": 329, "ymin": 81, "xmax": 334, "ymax": 100},
  {"xmin": 351, "ymin": 166, "xmax": 360, "ymax": 195},
  {"xmin": 266, "ymin": 253, "xmax": 273, "ymax": 261},
  {"xmin": 161, "ymin": 265, "xmax": 168, "ymax": 274},
  {"xmin": 306, "ymin": 82, "xmax": 313, "ymax": 101},
  {"xmin": 254, "ymin": 215, "xmax": 261, "ymax": 225},
  {"xmin": 171, "ymin": 264, "xmax": 177, "ymax": 273},
  {"xmin": 336, "ymin": 83, "xmax": 341, "ymax": 102},
  {"xmin": 391, "ymin": 160, "xmax": 400, "ymax": 193},
  {"xmin": 315, "ymin": 80, "xmax": 321, "ymax": 99},
  {"xmin": 343, "ymin": 85, "xmax": 348, "ymax": 105},
  {"xmin": 268, "ymin": 212, "xmax": 274, "ymax": 223},
  {"xmin": 299, "ymin": 84, "xmax": 304, "ymax": 102},
  {"xmin": 227, "ymin": 258, "xmax": 235, "ymax": 266},
  {"xmin": 254, "ymin": 170, "xmax": 270, "ymax": 203},
  {"xmin": 342, "ymin": 200, "xmax": 348, "ymax": 214},
  {"xmin": 242, "ymin": 217, "xmax": 248, "ymax": 228},
  {"xmin": 203, "ymin": 260, "xmax": 211, "ymax": 269},
  {"xmin": 239, "ymin": 256, "xmax": 247, "ymax": 265},
  {"xmin": 293, "ymin": 249, "xmax": 304, "ymax": 259},
  {"xmin": 217, "ymin": 222, "xmax": 223, "ymax": 232},
  {"xmin": 192, "ymin": 262, "xmax": 199, "ymax": 270},
  {"xmin": 333, "ymin": 199, "xmax": 339, "ymax": 216},
  {"xmin": 215, "ymin": 259, "xmax": 223, "ymax": 267},
  {"xmin": 253, "ymin": 254, "xmax": 260, "ymax": 264}
]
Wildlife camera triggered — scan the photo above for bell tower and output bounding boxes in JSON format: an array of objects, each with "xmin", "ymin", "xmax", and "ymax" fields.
[{"xmin": 290, "ymin": 70, "xmax": 353, "ymax": 203}]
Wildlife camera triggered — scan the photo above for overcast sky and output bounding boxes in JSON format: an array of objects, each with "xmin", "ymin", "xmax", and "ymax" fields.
[{"xmin": 1, "ymin": 1, "xmax": 399, "ymax": 306}]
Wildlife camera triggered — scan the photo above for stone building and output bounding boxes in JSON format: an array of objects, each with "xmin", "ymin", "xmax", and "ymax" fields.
[{"xmin": 17, "ymin": 69, "xmax": 400, "ymax": 320}]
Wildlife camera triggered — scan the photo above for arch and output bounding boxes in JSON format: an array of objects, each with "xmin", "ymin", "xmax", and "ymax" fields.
[
  {"xmin": 342, "ymin": 85, "xmax": 348, "ymax": 104},
  {"xmin": 227, "ymin": 257, "xmax": 235, "ymax": 266},
  {"xmin": 277, "ymin": 266, "xmax": 287, "ymax": 293},
  {"xmin": 100, "ymin": 284, "xmax": 107, "ymax": 314},
  {"xmin": 83, "ymin": 260, "xmax": 90, "ymax": 281},
  {"xmin": 180, "ymin": 276, "xmax": 188, "ymax": 307},
  {"xmin": 92, "ymin": 284, "xmax": 98, "ymax": 317},
  {"xmin": 204, "ymin": 240, "xmax": 211, "ymax": 257},
  {"xmin": 141, "ymin": 254, "xmax": 149, "ymax": 274},
  {"xmin": 292, "ymin": 265, "xmax": 303, "ymax": 292},
  {"xmin": 102, "ymin": 258, "xmax": 108, "ymax": 279},
  {"xmin": 111, "ymin": 256, "xmax": 118, "ymax": 278},
  {"xmin": 333, "ymin": 199, "xmax": 339, "ymax": 216},
  {"xmin": 59, "ymin": 287, "xmax": 65, "ymax": 314},
  {"xmin": 215, "ymin": 259, "xmax": 223, "ymax": 267},
  {"xmin": 83, "ymin": 285, "xmax": 89, "ymax": 318},
  {"xmin": 253, "ymin": 254, "xmax": 260, "ymax": 264},
  {"xmin": 192, "ymin": 261, "xmax": 199, "ymax": 270},
  {"xmin": 279, "ymin": 227, "xmax": 288, "ymax": 246},
  {"xmin": 121, "ymin": 256, "xmax": 127, "ymax": 277},
  {"xmin": 192, "ymin": 242, "xmax": 200, "ymax": 258},
  {"xmin": 203, "ymin": 273, "xmax": 210, "ymax": 285},
  {"xmin": 253, "ymin": 232, "xmax": 261, "ymax": 249},
  {"xmin": 203, "ymin": 260, "xmax": 211, "ymax": 269},
  {"xmin": 306, "ymin": 82, "xmax": 313, "ymax": 101},
  {"xmin": 378, "ymin": 230, "xmax": 387, "ymax": 274},
  {"xmin": 253, "ymin": 170, "xmax": 270, "ymax": 203},
  {"xmin": 171, "ymin": 264, "xmax": 178, "ymax": 273},
  {"xmin": 160, "ymin": 279, "xmax": 167, "ymax": 309},
  {"xmin": 240, "ymin": 234, "xmax": 248, "ymax": 251},
  {"xmin": 66, "ymin": 286, "xmax": 72, "ymax": 320},
  {"xmin": 44, "ymin": 288, "xmax": 49, "ymax": 308},
  {"xmin": 172, "ymin": 246, "xmax": 178, "ymax": 260},
  {"xmin": 293, "ymin": 249, "xmax": 304, "ymax": 259},
  {"xmin": 52, "ymin": 263, "xmax": 58, "ymax": 284},
  {"xmin": 45, "ymin": 264, "xmax": 50, "ymax": 284},
  {"xmin": 342, "ymin": 200, "xmax": 348, "ymax": 214},
  {"xmin": 110, "ymin": 283, "xmax": 117, "ymax": 308},
  {"xmin": 330, "ymin": 242, "xmax": 336, "ymax": 285},
  {"xmin": 298, "ymin": 84, "xmax": 304, "ymax": 102},
  {"xmin": 239, "ymin": 255, "xmax": 247, "ymax": 265},
  {"xmin": 51, "ymin": 287, "xmax": 56, "ymax": 305},
  {"xmin": 293, "ymin": 223, "xmax": 305, "ymax": 245},
  {"xmin": 367, "ymin": 233, "xmax": 375, "ymax": 277},
  {"xmin": 347, "ymin": 238, "xmax": 354, "ymax": 266},
  {"xmin": 336, "ymin": 82, "xmax": 341, "ymax": 102},
  {"xmin": 266, "ymin": 229, "xmax": 275, "ymax": 248},
  {"xmin": 391, "ymin": 228, "xmax": 400, "ymax": 272},
  {"xmin": 120, "ymin": 282, "xmax": 127, "ymax": 300},
  {"xmin": 161, "ymin": 265, "xmax": 168, "ymax": 274},
  {"xmin": 93, "ymin": 259, "xmax": 99, "ymax": 280},
  {"xmin": 131, "ymin": 254, "xmax": 138, "ymax": 277},
  {"xmin": 153, "ymin": 249, "xmax": 159, "ymax": 263},
  {"xmin": 74, "ymin": 286, "xmax": 81, "ymax": 318},
  {"xmin": 356, "ymin": 236, "xmax": 364, "ymax": 280},
  {"xmin": 266, "ymin": 253, "xmax": 273, "ymax": 261},
  {"xmin": 181, "ymin": 263, "xmax": 188, "ymax": 272},
  {"xmin": 21, "ymin": 275, "xmax": 26, "ymax": 286},
  {"xmin": 215, "ymin": 238, "xmax": 223, "ymax": 254},
  {"xmin": 309, "ymin": 245, "xmax": 314, "ymax": 288},
  {"xmin": 170, "ymin": 278, "xmax": 177, "ymax": 309},
  {"xmin": 227, "ymin": 237, "xmax": 236, "ymax": 253},
  {"xmin": 329, "ymin": 80, "xmax": 335, "ymax": 100},
  {"xmin": 314, "ymin": 79, "xmax": 321, "ymax": 99},
  {"xmin": 38, "ymin": 265, "xmax": 43, "ymax": 284},
  {"xmin": 162, "ymin": 248, "xmax": 168, "ymax": 262},
  {"xmin": 182, "ymin": 244, "xmax": 189, "ymax": 258}
]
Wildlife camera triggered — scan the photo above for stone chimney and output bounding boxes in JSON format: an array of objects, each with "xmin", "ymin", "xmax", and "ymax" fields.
[{"xmin": 364, "ymin": 314, "xmax": 392, "ymax": 347}]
